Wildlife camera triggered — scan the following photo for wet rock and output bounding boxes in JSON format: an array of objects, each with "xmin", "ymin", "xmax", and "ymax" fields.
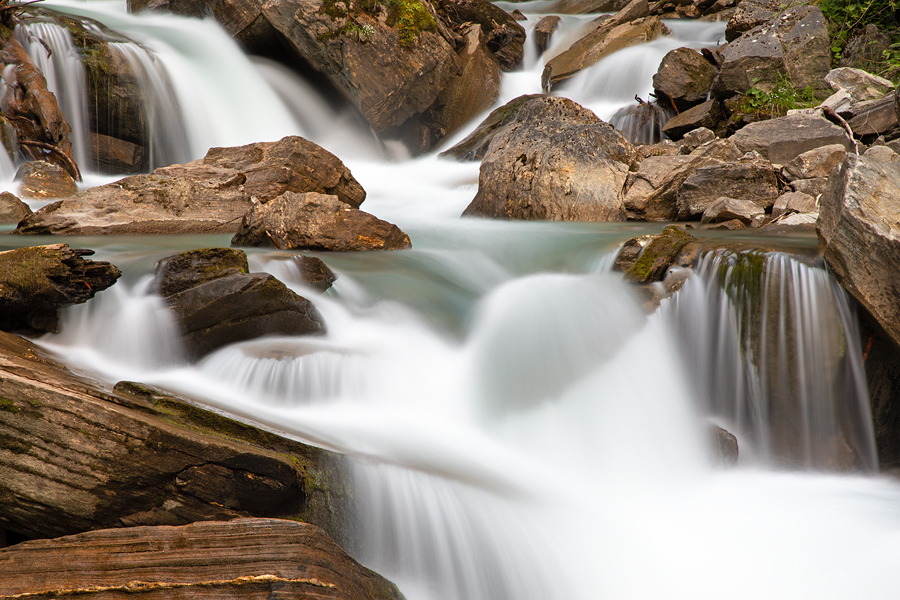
[
  {"xmin": 623, "ymin": 154, "xmax": 719, "ymax": 221},
  {"xmin": 676, "ymin": 156, "xmax": 779, "ymax": 220},
  {"xmin": 0, "ymin": 192, "xmax": 31, "ymax": 225},
  {"xmin": 652, "ymin": 47, "xmax": 719, "ymax": 112},
  {"xmin": 462, "ymin": 96, "xmax": 635, "ymax": 221},
  {"xmin": 729, "ymin": 113, "xmax": 852, "ymax": 165},
  {"xmin": 0, "ymin": 518, "xmax": 402, "ymax": 600},
  {"xmin": 826, "ymin": 67, "xmax": 895, "ymax": 103},
  {"xmin": 661, "ymin": 99, "xmax": 723, "ymax": 140},
  {"xmin": 613, "ymin": 234, "xmax": 654, "ymax": 272},
  {"xmin": 533, "ymin": 15, "xmax": 561, "ymax": 53},
  {"xmin": 847, "ymin": 95, "xmax": 898, "ymax": 138},
  {"xmin": 623, "ymin": 225, "xmax": 695, "ymax": 283},
  {"xmin": 15, "ymin": 160, "xmax": 78, "ymax": 199},
  {"xmin": 771, "ymin": 191, "xmax": 816, "ymax": 219},
  {"xmin": 439, "ymin": 94, "xmax": 545, "ymax": 161},
  {"xmin": 293, "ymin": 255, "xmax": 337, "ymax": 292},
  {"xmin": 861, "ymin": 326, "xmax": 900, "ymax": 469},
  {"xmin": 233, "ymin": 192, "xmax": 412, "ymax": 251},
  {"xmin": 782, "ymin": 144, "xmax": 847, "ymax": 181},
  {"xmin": 155, "ymin": 248, "xmax": 326, "ymax": 359},
  {"xmin": 0, "ymin": 244, "xmax": 121, "ymax": 334},
  {"xmin": 90, "ymin": 132, "xmax": 146, "ymax": 174},
  {"xmin": 711, "ymin": 424, "xmax": 739, "ymax": 466},
  {"xmin": 705, "ymin": 218, "xmax": 747, "ymax": 230},
  {"xmin": 700, "ymin": 196, "xmax": 765, "ymax": 225}
]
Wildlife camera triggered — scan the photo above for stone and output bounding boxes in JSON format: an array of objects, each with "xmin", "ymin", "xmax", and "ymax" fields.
[
  {"xmin": 700, "ymin": 196, "xmax": 765, "ymax": 225},
  {"xmin": 545, "ymin": 0, "xmax": 632, "ymax": 13},
  {"xmin": 771, "ymin": 191, "xmax": 817, "ymax": 218},
  {"xmin": 0, "ymin": 192, "xmax": 30, "ymax": 225},
  {"xmin": 652, "ymin": 47, "xmax": 719, "ymax": 112},
  {"xmin": 15, "ymin": 136, "xmax": 364, "ymax": 236},
  {"xmin": 688, "ymin": 137, "xmax": 742, "ymax": 161},
  {"xmin": 462, "ymin": 96, "xmax": 635, "ymax": 221},
  {"xmin": 612, "ymin": 234, "xmax": 654, "ymax": 272},
  {"xmin": 635, "ymin": 140, "xmax": 680, "ymax": 160},
  {"xmin": 0, "ymin": 244, "xmax": 121, "ymax": 333},
  {"xmin": 729, "ymin": 113, "xmax": 853, "ymax": 165},
  {"xmin": 705, "ymin": 218, "xmax": 747, "ymax": 230},
  {"xmin": 840, "ymin": 25, "xmax": 892, "ymax": 73},
  {"xmin": 623, "ymin": 225, "xmax": 695, "ymax": 283},
  {"xmin": 533, "ymin": 15, "xmax": 561, "ymax": 53},
  {"xmin": 847, "ymin": 95, "xmax": 898, "ymax": 137},
  {"xmin": 0, "ymin": 333, "xmax": 352, "ymax": 542},
  {"xmin": 680, "ymin": 126, "xmax": 716, "ymax": 151},
  {"xmin": 817, "ymin": 153, "xmax": 900, "ymax": 349},
  {"xmin": 433, "ymin": 0, "xmax": 526, "ymax": 71},
  {"xmin": 90, "ymin": 132, "xmax": 146, "ymax": 174},
  {"xmin": 439, "ymin": 94, "xmax": 545, "ymax": 160},
  {"xmin": 782, "ymin": 144, "xmax": 847, "ymax": 181},
  {"xmin": 864, "ymin": 145, "xmax": 900, "ymax": 163},
  {"xmin": 676, "ymin": 156, "xmax": 779, "ymax": 219},
  {"xmin": 662, "ymin": 99, "xmax": 723, "ymax": 140},
  {"xmin": 293, "ymin": 255, "xmax": 337, "ymax": 293},
  {"xmin": 0, "ymin": 518, "xmax": 402, "ymax": 600},
  {"xmin": 861, "ymin": 326, "xmax": 900, "ymax": 469},
  {"xmin": 623, "ymin": 154, "xmax": 719, "ymax": 220},
  {"xmin": 711, "ymin": 424, "xmax": 738, "ymax": 466},
  {"xmin": 724, "ymin": 0, "xmax": 794, "ymax": 42},
  {"xmin": 826, "ymin": 67, "xmax": 895, "ymax": 102},
  {"xmin": 790, "ymin": 177, "xmax": 828, "ymax": 198},
  {"xmin": 232, "ymin": 192, "xmax": 412, "ymax": 251},
  {"xmin": 15, "ymin": 160, "xmax": 78, "ymax": 199},
  {"xmin": 155, "ymin": 248, "xmax": 326, "ymax": 359},
  {"xmin": 762, "ymin": 211, "xmax": 817, "ymax": 233}
]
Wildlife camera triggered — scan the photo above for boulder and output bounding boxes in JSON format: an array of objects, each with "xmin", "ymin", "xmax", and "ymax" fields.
[
  {"xmin": 711, "ymin": 424, "xmax": 739, "ymax": 466},
  {"xmin": 661, "ymin": 99, "xmax": 723, "ymax": 140},
  {"xmin": 623, "ymin": 154, "xmax": 719, "ymax": 220},
  {"xmin": 676, "ymin": 156, "xmax": 779, "ymax": 219},
  {"xmin": 622, "ymin": 225, "xmax": 695, "ymax": 283},
  {"xmin": 700, "ymin": 196, "xmax": 765, "ymax": 225},
  {"xmin": 0, "ymin": 244, "xmax": 121, "ymax": 333},
  {"xmin": 0, "ymin": 331, "xmax": 352, "ymax": 542},
  {"xmin": 652, "ymin": 47, "xmax": 719, "ymax": 112},
  {"xmin": 723, "ymin": 0, "xmax": 802, "ymax": 42},
  {"xmin": 293, "ymin": 255, "xmax": 337, "ymax": 292},
  {"xmin": 864, "ymin": 145, "xmax": 900, "ymax": 163},
  {"xmin": 679, "ymin": 126, "xmax": 716, "ymax": 152},
  {"xmin": 0, "ymin": 192, "xmax": 31, "ymax": 225},
  {"xmin": 0, "ymin": 518, "xmax": 402, "ymax": 600},
  {"xmin": 687, "ymin": 137, "xmax": 743, "ymax": 161},
  {"xmin": 439, "ymin": 94, "xmax": 545, "ymax": 160},
  {"xmin": 817, "ymin": 153, "xmax": 900, "ymax": 349},
  {"xmin": 782, "ymin": 144, "xmax": 847, "ymax": 181},
  {"xmin": 462, "ymin": 96, "xmax": 635, "ymax": 221},
  {"xmin": 860, "ymin": 325, "xmax": 900, "ymax": 469},
  {"xmin": 14, "ymin": 136, "xmax": 364, "ymax": 236},
  {"xmin": 545, "ymin": 0, "xmax": 632, "ymax": 13},
  {"xmin": 762, "ymin": 211, "xmax": 817, "ymax": 232},
  {"xmin": 533, "ymin": 15, "xmax": 561, "ymax": 53},
  {"xmin": 714, "ymin": 5, "xmax": 830, "ymax": 99},
  {"xmin": 232, "ymin": 192, "xmax": 412, "ymax": 251},
  {"xmin": 155, "ymin": 248, "xmax": 326, "ymax": 359},
  {"xmin": 729, "ymin": 113, "xmax": 852, "ymax": 165},
  {"xmin": 15, "ymin": 160, "xmax": 78, "ymax": 199},
  {"xmin": 612, "ymin": 234, "xmax": 654, "ymax": 272},
  {"xmin": 789, "ymin": 176, "xmax": 828, "ymax": 198},
  {"xmin": 432, "ymin": 0, "xmax": 526, "ymax": 71},
  {"xmin": 826, "ymin": 67, "xmax": 894, "ymax": 103},
  {"xmin": 90, "ymin": 132, "xmax": 146, "ymax": 174},
  {"xmin": 847, "ymin": 95, "xmax": 898, "ymax": 138},
  {"xmin": 771, "ymin": 191, "xmax": 816, "ymax": 218}
]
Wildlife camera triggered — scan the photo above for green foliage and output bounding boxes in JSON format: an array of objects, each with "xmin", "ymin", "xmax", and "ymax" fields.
[
  {"xmin": 738, "ymin": 76, "xmax": 820, "ymax": 118},
  {"xmin": 318, "ymin": 0, "xmax": 435, "ymax": 47},
  {"xmin": 816, "ymin": 0, "xmax": 900, "ymax": 73},
  {"xmin": 388, "ymin": 0, "xmax": 436, "ymax": 47}
]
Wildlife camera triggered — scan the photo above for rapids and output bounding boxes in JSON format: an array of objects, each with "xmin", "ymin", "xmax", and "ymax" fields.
[{"xmin": 2, "ymin": 1, "xmax": 900, "ymax": 598}]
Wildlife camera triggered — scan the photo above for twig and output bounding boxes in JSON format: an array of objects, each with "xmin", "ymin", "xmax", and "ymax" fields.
[
  {"xmin": 821, "ymin": 105, "xmax": 859, "ymax": 156},
  {"xmin": 19, "ymin": 139, "xmax": 82, "ymax": 181}
]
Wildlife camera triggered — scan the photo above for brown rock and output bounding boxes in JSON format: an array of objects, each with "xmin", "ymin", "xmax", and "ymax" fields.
[
  {"xmin": 623, "ymin": 225, "xmax": 695, "ymax": 283},
  {"xmin": 724, "ymin": 0, "xmax": 796, "ymax": 42},
  {"xmin": 293, "ymin": 255, "xmax": 337, "ymax": 292},
  {"xmin": 612, "ymin": 234, "xmax": 654, "ymax": 272},
  {"xmin": 789, "ymin": 176, "xmax": 828, "ymax": 198},
  {"xmin": 623, "ymin": 154, "xmax": 719, "ymax": 220},
  {"xmin": 781, "ymin": 144, "xmax": 847, "ymax": 181},
  {"xmin": 771, "ymin": 191, "xmax": 817, "ymax": 218},
  {"xmin": 662, "ymin": 99, "xmax": 723, "ymax": 140},
  {"xmin": 90, "ymin": 132, "xmax": 146, "ymax": 174},
  {"xmin": 439, "ymin": 94, "xmax": 545, "ymax": 160},
  {"xmin": 679, "ymin": 127, "xmax": 716, "ymax": 152},
  {"xmin": 700, "ymin": 196, "xmax": 765, "ymax": 225},
  {"xmin": 729, "ymin": 113, "xmax": 852, "ymax": 165},
  {"xmin": 15, "ymin": 161, "xmax": 78, "ymax": 199},
  {"xmin": 839, "ymin": 25, "xmax": 892, "ymax": 73},
  {"xmin": 0, "ymin": 192, "xmax": 31, "ymax": 225},
  {"xmin": 533, "ymin": 15, "xmax": 561, "ymax": 53},
  {"xmin": 652, "ymin": 47, "xmax": 719, "ymax": 112},
  {"xmin": 848, "ymin": 95, "xmax": 898, "ymax": 137},
  {"xmin": 232, "ymin": 192, "xmax": 412, "ymax": 251},
  {"xmin": 433, "ymin": 0, "xmax": 526, "ymax": 71},
  {"xmin": 677, "ymin": 156, "xmax": 779, "ymax": 219}
]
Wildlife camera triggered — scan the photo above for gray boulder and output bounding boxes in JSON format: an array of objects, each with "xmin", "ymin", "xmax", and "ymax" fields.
[
  {"xmin": 847, "ymin": 95, "xmax": 898, "ymax": 137},
  {"xmin": 652, "ymin": 47, "xmax": 719, "ymax": 112},
  {"xmin": 677, "ymin": 156, "xmax": 779, "ymax": 219},
  {"xmin": 729, "ymin": 113, "xmax": 852, "ymax": 165}
]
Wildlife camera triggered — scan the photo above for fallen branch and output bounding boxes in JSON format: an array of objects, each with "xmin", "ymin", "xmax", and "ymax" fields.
[
  {"xmin": 19, "ymin": 139, "xmax": 82, "ymax": 181},
  {"xmin": 822, "ymin": 105, "xmax": 859, "ymax": 156}
]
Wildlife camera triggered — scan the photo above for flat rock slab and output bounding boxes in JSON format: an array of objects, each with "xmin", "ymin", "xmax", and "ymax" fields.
[
  {"xmin": 0, "ymin": 518, "xmax": 403, "ymax": 600},
  {"xmin": 729, "ymin": 113, "xmax": 852, "ymax": 165}
]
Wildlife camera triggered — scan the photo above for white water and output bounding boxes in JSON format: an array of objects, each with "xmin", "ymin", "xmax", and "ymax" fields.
[{"xmin": 6, "ymin": 1, "xmax": 900, "ymax": 598}]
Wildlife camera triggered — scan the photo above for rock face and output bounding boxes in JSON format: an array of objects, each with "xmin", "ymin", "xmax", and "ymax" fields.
[
  {"xmin": 729, "ymin": 113, "xmax": 852, "ymax": 165},
  {"xmin": 0, "ymin": 192, "xmax": 31, "ymax": 225},
  {"xmin": 652, "ymin": 47, "xmax": 719, "ymax": 112},
  {"xmin": 676, "ymin": 156, "xmax": 779, "ymax": 220},
  {"xmin": 233, "ymin": 192, "xmax": 412, "ymax": 251},
  {"xmin": 463, "ymin": 96, "xmax": 634, "ymax": 221},
  {"xmin": 15, "ymin": 136, "xmax": 364, "ymax": 236},
  {"xmin": 0, "ymin": 332, "xmax": 352, "ymax": 543},
  {"xmin": 155, "ymin": 248, "xmax": 326, "ymax": 359},
  {"xmin": 0, "ymin": 244, "xmax": 121, "ymax": 333},
  {"xmin": 0, "ymin": 518, "xmax": 402, "ymax": 600}
]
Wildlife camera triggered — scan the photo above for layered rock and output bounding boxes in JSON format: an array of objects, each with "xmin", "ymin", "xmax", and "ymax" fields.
[
  {"xmin": 463, "ymin": 97, "xmax": 634, "ymax": 221},
  {"xmin": 0, "ymin": 518, "xmax": 402, "ymax": 600},
  {"xmin": 623, "ymin": 153, "xmax": 718, "ymax": 220},
  {"xmin": 661, "ymin": 99, "xmax": 722, "ymax": 140},
  {"xmin": 676, "ymin": 155, "xmax": 779, "ymax": 220},
  {"xmin": 729, "ymin": 113, "xmax": 852, "ymax": 165}
]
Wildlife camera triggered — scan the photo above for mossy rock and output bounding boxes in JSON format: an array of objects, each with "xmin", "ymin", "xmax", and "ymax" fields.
[{"xmin": 624, "ymin": 226, "xmax": 695, "ymax": 284}]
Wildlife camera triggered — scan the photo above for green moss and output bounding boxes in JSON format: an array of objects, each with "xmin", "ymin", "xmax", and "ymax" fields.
[
  {"xmin": 625, "ymin": 226, "xmax": 695, "ymax": 284},
  {"xmin": 316, "ymin": 0, "xmax": 434, "ymax": 46},
  {"xmin": 0, "ymin": 397, "xmax": 19, "ymax": 413}
]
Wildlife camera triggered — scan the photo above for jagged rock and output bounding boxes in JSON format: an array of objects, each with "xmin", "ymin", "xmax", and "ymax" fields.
[
  {"xmin": 729, "ymin": 113, "xmax": 852, "ymax": 165},
  {"xmin": 0, "ymin": 331, "xmax": 352, "ymax": 542},
  {"xmin": 826, "ymin": 67, "xmax": 894, "ymax": 102},
  {"xmin": 661, "ymin": 99, "xmax": 723, "ymax": 140},
  {"xmin": 15, "ymin": 160, "xmax": 78, "ymax": 199},
  {"xmin": 789, "ymin": 176, "xmax": 828, "ymax": 198},
  {"xmin": 439, "ymin": 94, "xmax": 545, "ymax": 160},
  {"xmin": 0, "ymin": 192, "xmax": 31, "ymax": 225},
  {"xmin": 782, "ymin": 144, "xmax": 847, "ymax": 181},
  {"xmin": 680, "ymin": 127, "xmax": 716, "ymax": 152},
  {"xmin": 623, "ymin": 154, "xmax": 719, "ymax": 220},
  {"xmin": 90, "ymin": 132, "xmax": 146, "ymax": 174},
  {"xmin": 714, "ymin": 5, "xmax": 830, "ymax": 98},
  {"xmin": 848, "ymin": 95, "xmax": 898, "ymax": 137},
  {"xmin": 542, "ymin": 0, "xmax": 668, "ymax": 89},
  {"xmin": 622, "ymin": 225, "xmax": 694, "ymax": 283},
  {"xmin": 652, "ymin": 47, "xmax": 719, "ymax": 112},
  {"xmin": 0, "ymin": 244, "xmax": 121, "ymax": 333},
  {"xmin": 700, "ymin": 196, "xmax": 765, "ymax": 225},
  {"xmin": 723, "ymin": 0, "xmax": 802, "ymax": 42},
  {"xmin": 155, "ymin": 248, "xmax": 326, "ymax": 359},
  {"xmin": 232, "ymin": 192, "xmax": 412, "ymax": 251},
  {"xmin": 763, "ymin": 211, "xmax": 817, "ymax": 233},
  {"xmin": 0, "ymin": 518, "xmax": 402, "ymax": 600},
  {"xmin": 677, "ymin": 156, "xmax": 779, "ymax": 219},
  {"xmin": 462, "ymin": 96, "xmax": 635, "ymax": 221},
  {"xmin": 772, "ymin": 191, "xmax": 816, "ymax": 218},
  {"xmin": 818, "ymin": 153, "xmax": 900, "ymax": 349},
  {"xmin": 533, "ymin": 15, "xmax": 561, "ymax": 53},
  {"xmin": 432, "ymin": 0, "xmax": 526, "ymax": 71},
  {"xmin": 15, "ymin": 136, "xmax": 364, "ymax": 236}
]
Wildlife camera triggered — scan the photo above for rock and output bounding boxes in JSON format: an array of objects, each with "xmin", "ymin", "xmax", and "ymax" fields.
[
  {"xmin": 826, "ymin": 67, "xmax": 894, "ymax": 102},
  {"xmin": 817, "ymin": 153, "xmax": 900, "ymax": 349},
  {"xmin": 155, "ymin": 248, "xmax": 326, "ymax": 359},
  {"xmin": 688, "ymin": 137, "xmax": 743, "ymax": 161},
  {"xmin": 729, "ymin": 113, "xmax": 852, "ymax": 165},
  {"xmin": 90, "ymin": 132, "xmax": 146, "ymax": 174},
  {"xmin": 293, "ymin": 255, "xmax": 337, "ymax": 292},
  {"xmin": 680, "ymin": 127, "xmax": 716, "ymax": 152},
  {"xmin": 233, "ymin": 192, "xmax": 412, "ymax": 251},
  {"xmin": 705, "ymin": 218, "xmax": 747, "ymax": 230},
  {"xmin": 700, "ymin": 196, "xmax": 765, "ymax": 225},
  {"xmin": 771, "ymin": 191, "xmax": 816, "ymax": 218},
  {"xmin": 15, "ymin": 136, "xmax": 364, "ymax": 236},
  {"xmin": 542, "ymin": 1, "xmax": 668, "ymax": 89},
  {"xmin": 652, "ymin": 47, "xmax": 719, "ymax": 112},
  {"xmin": 635, "ymin": 139, "xmax": 680, "ymax": 160},
  {"xmin": 711, "ymin": 424, "xmax": 739, "ymax": 466},
  {"xmin": 790, "ymin": 177, "xmax": 828, "ymax": 198},
  {"xmin": 15, "ymin": 160, "xmax": 78, "ymax": 199},
  {"xmin": 662, "ymin": 99, "xmax": 723, "ymax": 140},
  {"xmin": 0, "ymin": 518, "xmax": 402, "ymax": 600},
  {"xmin": 0, "ymin": 331, "xmax": 352, "ymax": 542},
  {"xmin": 439, "ymin": 94, "xmax": 545, "ymax": 160},
  {"xmin": 545, "ymin": 0, "xmax": 632, "ymax": 13},
  {"xmin": 0, "ymin": 244, "xmax": 121, "ymax": 333},
  {"xmin": 840, "ymin": 25, "xmax": 892, "ymax": 74},
  {"xmin": 623, "ymin": 225, "xmax": 695, "ymax": 283},
  {"xmin": 762, "ymin": 211, "xmax": 817, "ymax": 233},
  {"xmin": 865, "ymin": 145, "xmax": 900, "ymax": 163},
  {"xmin": 433, "ymin": 0, "xmax": 526, "ymax": 71},
  {"xmin": 612, "ymin": 234, "xmax": 654, "ymax": 272},
  {"xmin": 714, "ymin": 5, "xmax": 830, "ymax": 99},
  {"xmin": 676, "ymin": 156, "xmax": 779, "ymax": 219},
  {"xmin": 0, "ymin": 192, "xmax": 31, "ymax": 225},
  {"xmin": 511, "ymin": 8, "xmax": 526, "ymax": 20},
  {"xmin": 462, "ymin": 96, "xmax": 635, "ymax": 221},
  {"xmin": 533, "ymin": 15, "xmax": 561, "ymax": 53},
  {"xmin": 724, "ymin": 0, "xmax": 788, "ymax": 41},
  {"xmin": 861, "ymin": 327, "xmax": 900, "ymax": 469},
  {"xmin": 848, "ymin": 95, "xmax": 898, "ymax": 138},
  {"xmin": 782, "ymin": 144, "xmax": 847, "ymax": 181},
  {"xmin": 623, "ymin": 154, "xmax": 719, "ymax": 220}
]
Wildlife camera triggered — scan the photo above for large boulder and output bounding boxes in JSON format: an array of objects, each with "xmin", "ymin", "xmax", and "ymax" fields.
[
  {"xmin": 729, "ymin": 113, "xmax": 853, "ymax": 165},
  {"xmin": 652, "ymin": 47, "xmax": 719, "ymax": 112},
  {"xmin": 15, "ymin": 160, "xmax": 78, "ymax": 199},
  {"xmin": 232, "ymin": 192, "xmax": 412, "ymax": 251},
  {"xmin": 439, "ymin": 94, "xmax": 545, "ymax": 160},
  {"xmin": 0, "ymin": 244, "xmax": 121, "ymax": 333},
  {"xmin": 0, "ymin": 518, "xmax": 402, "ymax": 600},
  {"xmin": 676, "ymin": 156, "xmax": 779, "ymax": 219},
  {"xmin": 462, "ymin": 96, "xmax": 635, "ymax": 221},
  {"xmin": 14, "ymin": 136, "xmax": 364, "ymax": 236},
  {"xmin": 155, "ymin": 248, "xmax": 326, "ymax": 359}
]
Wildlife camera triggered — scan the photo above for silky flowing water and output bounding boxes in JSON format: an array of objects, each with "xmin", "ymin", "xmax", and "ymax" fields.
[{"xmin": 2, "ymin": 1, "xmax": 900, "ymax": 598}]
